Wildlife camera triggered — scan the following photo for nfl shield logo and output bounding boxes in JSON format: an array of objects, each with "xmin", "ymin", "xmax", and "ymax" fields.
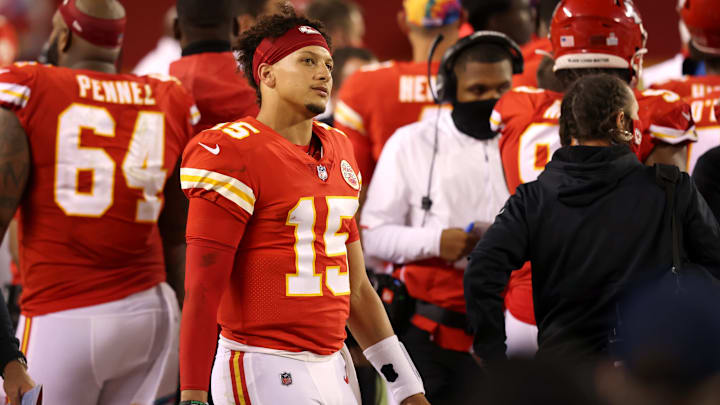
[
  {"xmin": 281, "ymin": 372, "xmax": 293, "ymax": 386},
  {"xmin": 317, "ymin": 165, "xmax": 328, "ymax": 181}
]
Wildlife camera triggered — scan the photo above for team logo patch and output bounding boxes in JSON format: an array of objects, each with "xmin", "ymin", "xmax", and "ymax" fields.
[
  {"xmin": 299, "ymin": 26, "xmax": 320, "ymax": 35},
  {"xmin": 340, "ymin": 160, "xmax": 360, "ymax": 190},
  {"xmin": 317, "ymin": 165, "xmax": 328, "ymax": 181},
  {"xmin": 281, "ymin": 372, "xmax": 293, "ymax": 386},
  {"xmin": 380, "ymin": 364, "xmax": 399, "ymax": 382}
]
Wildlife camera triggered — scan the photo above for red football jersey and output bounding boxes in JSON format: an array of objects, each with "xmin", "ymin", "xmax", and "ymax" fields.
[
  {"xmin": 683, "ymin": 91, "xmax": 720, "ymax": 173},
  {"xmin": 513, "ymin": 37, "xmax": 552, "ymax": 89},
  {"xmin": 334, "ymin": 61, "xmax": 441, "ymax": 180},
  {"xmin": 650, "ymin": 74, "xmax": 720, "ymax": 98},
  {"xmin": 0, "ymin": 62, "xmax": 199, "ymax": 316},
  {"xmin": 493, "ymin": 86, "xmax": 696, "ymax": 193},
  {"xmin": 651, "ymin": 75, "xmax": 720, "ymax": 173},
  {"xmin": 181, "ymin": 117, "xmax": 361, "ymax": 354},
  {"xmin": 169, "ymin": 51, "xmax": 259, "ymax": 133},
  {"xmin": 491, "ymin": 85, "xmax": 695, "ymax": 324}
]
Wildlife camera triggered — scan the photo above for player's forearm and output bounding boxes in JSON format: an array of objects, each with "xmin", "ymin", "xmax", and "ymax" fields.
[
  {"xmin": 346, "ymin": 240, "xmax": 394, "ymax": 348},
  {"xmin": 179, "ymin": 240, "xmax": 234, "ymax": 391},
  {"xmin": 348, "ymin": 278, "xmax": 395, "ymax": 349},
  {"xmin": 0, "ymin": 109, "xmax": 29, "ymax": 241},
  {"xmin": 362, "ymin": 224, "xmax": 441, "ymax": 264}
]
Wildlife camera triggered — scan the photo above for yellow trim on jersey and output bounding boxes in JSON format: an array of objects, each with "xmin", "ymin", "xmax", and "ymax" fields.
[
  {"xmin": 334, "ymin": 100, "xmax": 366, "ymax": 134},
  {"xmin": 180, "ymin": 168, "xmax": 255, "ymax": 215},
  {"xmin": 0, "ymin": 83, "xmax": 30, "ymax": 107},
  {"xmin": 190, "ymin": 105, "xmax": 201, "ymax": 125}
]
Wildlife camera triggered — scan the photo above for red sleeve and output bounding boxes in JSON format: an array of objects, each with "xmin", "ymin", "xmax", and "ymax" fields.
[
  {"xmin": 347, "ymin": 218, "xmax": 359, "ymax": 244},
  {"xmin": 637, "ymin": 89, "xmax": 695, "ymax": 146},
  {"xmin": 0, "ymin": 63, "xmax": 36, "ymax": 128},
  {"xmin": 179, "ymin": 197, "xmax": 246, "ymax": 391}
]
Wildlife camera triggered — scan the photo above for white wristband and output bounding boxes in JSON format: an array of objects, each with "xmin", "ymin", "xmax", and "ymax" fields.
[{"xmin": 363, "ymin": 335, "xmax": 424, "ymax": 402}]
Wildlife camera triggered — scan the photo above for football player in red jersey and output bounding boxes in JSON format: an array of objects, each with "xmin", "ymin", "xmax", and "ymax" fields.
[
  {"xmin": 0, "ymin": 0, "xmax": 199, "ymax": 404},
  {"xmin": 649, "ymin": 0, "xmax": 720, "ymax": 173},
  {"xmin": 489, "ymin": 0, "xmax": 697, "ymax": 351},
  {"xmin": 170, "ymin": 0, "xmax": 290, "ymax": 133},
  {"xmin": 170, "ymin": 0, "xmax": 259, "ymax": 132},
  {"xmin": 179, "ymin": 12, "xmax": 428, "ymax": 405},
  {"xmin": 334, "ymin": 0, "xmax": 464, "ymax": 184}
]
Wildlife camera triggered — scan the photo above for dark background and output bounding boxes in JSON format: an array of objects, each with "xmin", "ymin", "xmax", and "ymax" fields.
[{"xmin": 38, "ymin": 0, "xmax": 681, "ymax": 73}]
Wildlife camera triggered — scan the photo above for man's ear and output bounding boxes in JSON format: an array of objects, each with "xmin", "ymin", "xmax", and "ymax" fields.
[
  {"xmin": 258, "ymin": 63, "xmax": 275, "ymax": 88},
  {"xmin": 237, "ymin": 14, "xmax": 256, "ymax": 34},
  {"xmin": 397, "ymin": 10, "xmax": 409, "ymax": 35},
  {"xmin": 173, "ymin": 18, "xmax": 182, "ymax": 41},
  {"xmin": 616, "ymin": 110, "xmax": 626, "ymax": 129}
]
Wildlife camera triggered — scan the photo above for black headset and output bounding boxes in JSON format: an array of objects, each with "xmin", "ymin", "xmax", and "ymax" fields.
[
  {"xmin": 419, "ymin": 31, "xmax": 524, "ymax": 222},
  {"xmin": 434, "ymin": 30, "xmax": 524, "ymax": 103}
]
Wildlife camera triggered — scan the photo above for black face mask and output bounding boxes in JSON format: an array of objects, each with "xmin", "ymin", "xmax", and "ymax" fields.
[{"xmin": 451, "ymin": 98, "xmax": 500, "ymax": 140}]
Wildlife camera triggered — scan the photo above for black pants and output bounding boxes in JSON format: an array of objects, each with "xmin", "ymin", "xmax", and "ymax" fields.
[{"xmin": 402, "ymin": 325, "xmax": 484, "ymax": 405}]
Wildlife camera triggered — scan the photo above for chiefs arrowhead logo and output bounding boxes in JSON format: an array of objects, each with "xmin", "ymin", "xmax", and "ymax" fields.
[{"xmin": 298, "ymin": 26, "xmax": 320, "ymax": 35}]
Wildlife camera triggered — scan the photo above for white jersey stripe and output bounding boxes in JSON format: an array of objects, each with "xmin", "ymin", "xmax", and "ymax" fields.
[{"xmin": 180, "ymin": 168, "xmax": 255, "ymax": 215}]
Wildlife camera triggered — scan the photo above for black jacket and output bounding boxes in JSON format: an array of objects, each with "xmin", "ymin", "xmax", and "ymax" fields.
[
  {"xmin": 693, "ymin": 145, "xmax": 720, "ymax": 222},
  {"xmin": 464, "ymin": 145, "xmax": 720, "ymax": 361}
]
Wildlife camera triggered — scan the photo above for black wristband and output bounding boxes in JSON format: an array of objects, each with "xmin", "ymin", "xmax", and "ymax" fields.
[{"xmin": 179, "ymin": 401, "xmax": 209, "ymax": 405}]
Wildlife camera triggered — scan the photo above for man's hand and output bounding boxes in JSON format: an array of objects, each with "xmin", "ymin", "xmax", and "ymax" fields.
[
  {"xmin": 3, "ymin": 359, "xmax": 34, "ymax": 405},
  {"xmin": 401, "ymin": 393, "xmax": 431, "ymax": 404},
  {"xmin": 439, "ymin": 228, "xmax": 481, "ymax": 262}
]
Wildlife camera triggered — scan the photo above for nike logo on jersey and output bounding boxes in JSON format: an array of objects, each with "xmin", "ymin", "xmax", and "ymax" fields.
[
  {"xmin": 682, "ymin": 111, "xmax": 692, "ymax": 122},
  {"xmin": 198, "ymin": 142, "xmax": 220, "ymax": 155}
]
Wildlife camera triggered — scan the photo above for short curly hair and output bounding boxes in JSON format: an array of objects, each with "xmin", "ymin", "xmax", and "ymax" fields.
[
  {"xmin": 235, "ymin": 11, "xmax": 332, "ymax": 105},
  {"xmin": 559, "ymin": 74, "xmax": 634, "ymax": 146}
]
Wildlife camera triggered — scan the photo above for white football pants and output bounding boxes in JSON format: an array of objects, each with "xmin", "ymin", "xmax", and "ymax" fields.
[
  {"xmin": 505, "ymin": 309, "xmax": 539, "ymax": 357},
  {"xmin": 211, "ymin": 338, "xmax": 360, "ymax": 405},
  {"xmin": 9, "ymin": 282, "xmax": 180, "ymax": 405}
]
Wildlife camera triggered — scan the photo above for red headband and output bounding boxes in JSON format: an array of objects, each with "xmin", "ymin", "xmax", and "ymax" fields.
[
  {"xmin": 252, "ymin": 25, "xmax": 330, "ymax": 85},
  {"xmin": 59, "ymin": 0, "xmax": 126, "ymax": 48}
]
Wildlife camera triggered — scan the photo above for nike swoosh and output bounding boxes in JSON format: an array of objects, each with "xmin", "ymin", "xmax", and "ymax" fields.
[
  {"xmin": 198, "ymin": 142, "xmax": 220, "ymax": 155},
  {"xmin": 682, "ymin": 112, "xmax": 691, "ymax": 121}
]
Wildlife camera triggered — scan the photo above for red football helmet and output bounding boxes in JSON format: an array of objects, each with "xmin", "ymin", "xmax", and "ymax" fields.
[
  {"xmin": 679, "ymin": 0, "xmax": 720, "ymax": 55},
  {"xmin": 549, "ymin": 0, "xmax": 647, "ymax": 78}
]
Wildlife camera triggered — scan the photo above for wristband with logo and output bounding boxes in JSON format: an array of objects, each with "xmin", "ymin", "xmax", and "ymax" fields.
[{"xmin": 363, "ymin": 335, "xmax": 425, "ymax": 403}]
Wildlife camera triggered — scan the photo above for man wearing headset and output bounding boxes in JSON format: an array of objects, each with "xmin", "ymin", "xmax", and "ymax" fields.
[{"xmin": 361, "ymin": 32, "xmax": 522, "ymax": 404}]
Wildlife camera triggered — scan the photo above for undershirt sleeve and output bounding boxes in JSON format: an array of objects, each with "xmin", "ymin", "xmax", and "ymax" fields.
[{"xmin": 179, "ymin": 197, "xmax": 247, "ymax": 391}]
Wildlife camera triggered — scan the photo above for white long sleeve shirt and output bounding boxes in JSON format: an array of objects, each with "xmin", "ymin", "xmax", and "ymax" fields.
[{"xmin": 361, "ymin": 109, "xmax": 510, "ymax": 268}]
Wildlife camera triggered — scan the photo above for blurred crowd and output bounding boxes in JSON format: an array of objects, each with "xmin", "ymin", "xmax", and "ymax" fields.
[{"xmin": 1, "ymin": 0, "xmax": 720, "ymax": 404}]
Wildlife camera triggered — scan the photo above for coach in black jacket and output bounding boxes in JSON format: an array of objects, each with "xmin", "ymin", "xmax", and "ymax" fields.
[{"xmin": 464, "ymin": 74, "xmax": 720, "ymax": 362}]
